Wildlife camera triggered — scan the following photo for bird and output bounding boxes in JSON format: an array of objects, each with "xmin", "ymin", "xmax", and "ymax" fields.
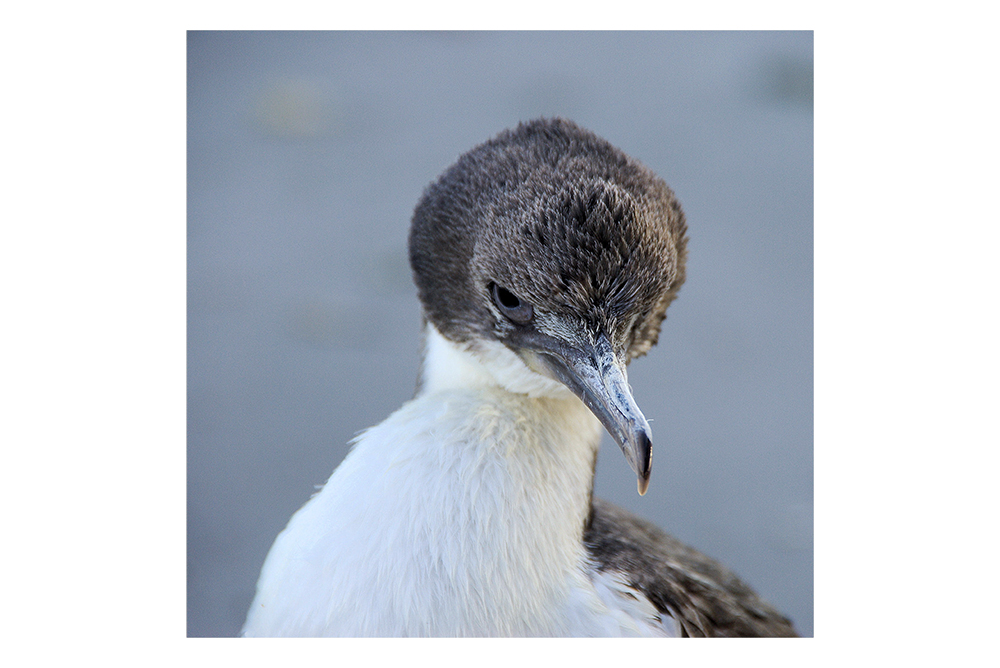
[{"xmin": 242, "ymin": 117, "xmax": 798, "ymax": 637}]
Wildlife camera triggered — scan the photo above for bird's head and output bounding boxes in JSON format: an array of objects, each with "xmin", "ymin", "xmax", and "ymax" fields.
[{"xmin": 409, "ymin": 118, "xmax": 687, "ymax": 494}]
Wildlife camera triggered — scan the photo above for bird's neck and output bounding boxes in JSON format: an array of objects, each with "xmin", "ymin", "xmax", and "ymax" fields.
[
  {"xmin": 342, "ymin": 323, "xmax": 603, "ymax": 634},
  {"xmin": 414, "ymin": 323, "xmax": 602, "ymax": 540}
]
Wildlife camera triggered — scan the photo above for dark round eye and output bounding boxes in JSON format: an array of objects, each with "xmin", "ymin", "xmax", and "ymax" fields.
[{"xmin": 491, "ymin": 282, "xmax": 534, "ymax": 325}]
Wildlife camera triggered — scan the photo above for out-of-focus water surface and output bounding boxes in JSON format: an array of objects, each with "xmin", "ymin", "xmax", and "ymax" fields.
[{"xmin": 188, "ymin": 31, "xmax": 813, "ymax": 637}]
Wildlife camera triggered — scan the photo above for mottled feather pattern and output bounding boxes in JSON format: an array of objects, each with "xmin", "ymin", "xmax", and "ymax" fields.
[
  {"xmin": 585, "ymin": 498, "xmax": 798, "ymax": 637},
  {"xmin": 409, "ymin": 118, "xmax": 687, "ymax": 360}
]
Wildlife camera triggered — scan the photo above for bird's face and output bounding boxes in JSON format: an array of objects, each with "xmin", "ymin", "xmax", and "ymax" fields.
[
  {"xmin": 468, "ymin": 181, "xmax": 685, "ymax": 495},
  {"xmin": 409, "ymin": 119, "xmax": 687, "ymax": 494}
]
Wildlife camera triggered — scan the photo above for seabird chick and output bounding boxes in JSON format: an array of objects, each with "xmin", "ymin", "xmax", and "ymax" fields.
[{"xmin": 242, "ymin": 118, "xmax": 797, "ymax": 637}]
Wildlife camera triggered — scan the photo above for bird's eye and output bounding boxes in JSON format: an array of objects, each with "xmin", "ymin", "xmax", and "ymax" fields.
[{"xmin": 491, "ymin": 283, "xmax": 534, "ymax": 325}]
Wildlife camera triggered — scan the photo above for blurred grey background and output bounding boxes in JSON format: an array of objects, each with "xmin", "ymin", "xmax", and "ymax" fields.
[{"xmin": 188, "ymin": 31, "xmax": 812, "ymax": 637}]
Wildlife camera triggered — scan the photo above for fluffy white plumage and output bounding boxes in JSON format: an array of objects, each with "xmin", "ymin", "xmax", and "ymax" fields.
[{"xmin": 242, "ymin": 324, "xmax": 675, "ymax": 637}]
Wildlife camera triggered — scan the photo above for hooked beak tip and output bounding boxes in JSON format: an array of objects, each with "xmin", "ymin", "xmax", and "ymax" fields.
[
  {"xmin": 635, "ymin": 429, "xmax": 652, "ymax": 495},
  {"xmin": 638, "ymin": 476, "xmax": 650, "ymax": 496}
]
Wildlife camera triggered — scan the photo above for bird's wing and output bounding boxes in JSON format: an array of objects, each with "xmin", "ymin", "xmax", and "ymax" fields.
[{"xmin": 583, "ymin": 497, "xmax": 798, "ymax": 637}]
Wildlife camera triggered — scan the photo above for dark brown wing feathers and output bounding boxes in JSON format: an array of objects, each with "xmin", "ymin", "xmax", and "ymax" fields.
[{"xmin": 584, "ymin": 498, "xmax": 798, "ymax": 637}]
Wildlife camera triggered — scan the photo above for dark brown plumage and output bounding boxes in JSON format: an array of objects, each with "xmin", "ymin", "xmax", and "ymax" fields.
[
  {"xmin": 585, "ymin": 498, "xmax": 798, "ymax": 637},
  {"xmin": 409, "ymin": 118, "xmax": 687, "ymax": 362}
]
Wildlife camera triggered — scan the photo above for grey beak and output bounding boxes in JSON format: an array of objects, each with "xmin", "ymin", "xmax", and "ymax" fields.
[{"xmin": 519, "ymin": 332, "xmax": 654, "ymax": 495}]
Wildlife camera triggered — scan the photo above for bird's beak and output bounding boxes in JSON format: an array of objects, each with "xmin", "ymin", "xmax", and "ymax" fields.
[{"xmin": 518, "ymin": 332, "xmax": 653, "ymax": 495}]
